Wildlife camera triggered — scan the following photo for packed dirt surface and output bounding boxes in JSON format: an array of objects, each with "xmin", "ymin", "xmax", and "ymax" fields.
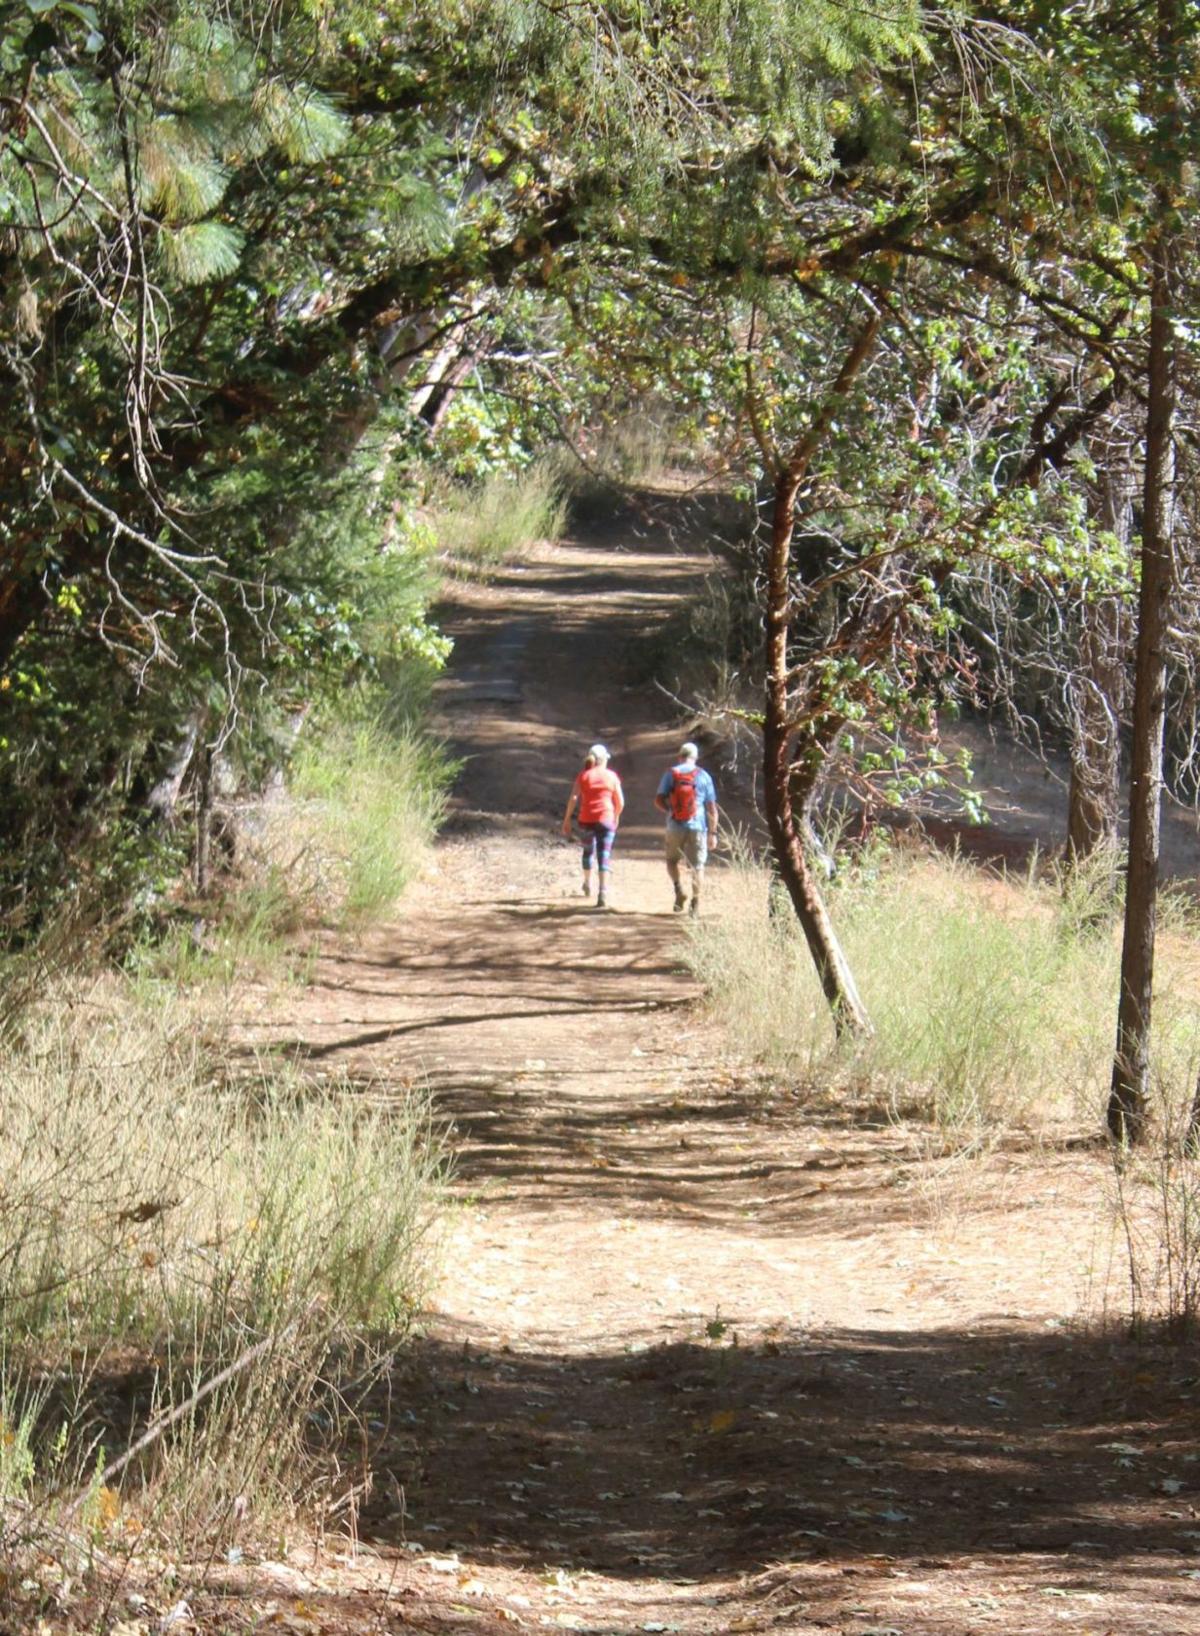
[{"xmin": 231, "ymin": 502, "xmax": 1199, "ymax": 1636}]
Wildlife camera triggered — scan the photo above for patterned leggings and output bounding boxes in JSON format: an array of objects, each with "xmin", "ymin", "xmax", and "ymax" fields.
[{"xmin": 580, "ymin": 823, "xmax": 616, "ymax": 873}]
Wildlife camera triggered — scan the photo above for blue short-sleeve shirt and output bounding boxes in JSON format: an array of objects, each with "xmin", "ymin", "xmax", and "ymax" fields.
[{"xmin": 657, "ymin": 762, "xmax": 717, "ymax": 831}]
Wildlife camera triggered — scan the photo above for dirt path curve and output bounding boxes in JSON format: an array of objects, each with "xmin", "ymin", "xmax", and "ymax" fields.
[{"xmin": 240, "ymin": 509, "xmax": 1197, "ymax": 1636}]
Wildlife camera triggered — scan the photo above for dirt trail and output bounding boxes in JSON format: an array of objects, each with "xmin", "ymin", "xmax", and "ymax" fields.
[{"xmin": 239, "ymin": 509, "xmax": 1198, "ymax": 1636}]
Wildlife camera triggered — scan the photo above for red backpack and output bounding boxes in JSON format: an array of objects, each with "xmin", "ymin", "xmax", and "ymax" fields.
[{"xmin": 669, "ymin": 767, "xmax": 698, "ymax": 822}]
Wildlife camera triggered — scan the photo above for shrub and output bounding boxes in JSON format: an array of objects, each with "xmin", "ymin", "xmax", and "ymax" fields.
[{"xmin": 1107, "ymin": 1043, "xmax": 1200, "ymax": 1334}]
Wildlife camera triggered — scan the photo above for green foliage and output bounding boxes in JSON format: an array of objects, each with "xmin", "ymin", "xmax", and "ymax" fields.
[
  {"xmin": 0, "ymin": 0, "xmax": 457, "ymax": 929},
  {"xmin": 0, "ymin": 1380, "xmax": 44, "ymax": 1502},
  {"xmin": 435, "ymin": 391, "xmax": 542, "ymax": 480},
  {"xmin": 158, "ymin": 220, "xmax": 245, "ymax": 283},
  {"xmin": 0, "ymin": 400, "xmax": 449, "ymax": 928},
  {"xmin": 1, "ymin": 0, "xmax": 1194, "ymax": 1068},
  {"xmin": 3, "ymin": 0, "xmax": 1073, "ymax": 937}
]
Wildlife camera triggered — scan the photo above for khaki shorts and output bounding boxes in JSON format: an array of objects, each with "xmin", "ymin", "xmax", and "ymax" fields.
[{"xmin": 665, "ymin": 825, "xmax": 708, "ymax": 870}]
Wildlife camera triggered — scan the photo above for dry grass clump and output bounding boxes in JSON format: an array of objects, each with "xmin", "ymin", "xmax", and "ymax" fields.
[
  {"xmin": 285, "ymin": 718, "xmax": 451, "ymax": 926},
  {"xmin": 430, "ymin": 461, "xmax": 567, "ymax": 571},
  {"xmin": 1105, "ymin": 1052, "xmax": 1200, "ymax": 1334},
  {"xmin": 575, "ymin": 413, "xmax": 680, "ymax": 486},
  {"xmin": 691, "ymin": 844, "xmax": 1200, "ymax": 1141},
  {"xmin": 0, "ymin": 976, "xmax": 443, "ymax": 1558}
]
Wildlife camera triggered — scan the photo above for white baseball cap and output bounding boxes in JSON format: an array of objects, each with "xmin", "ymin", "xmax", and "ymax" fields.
[
  {"xmin": 589, "ymin": 743, "xmax": 609, "ymax": 760},
  {"xmin": 680, "ymin": 741, "xmax": 699, "ymax": 760}
]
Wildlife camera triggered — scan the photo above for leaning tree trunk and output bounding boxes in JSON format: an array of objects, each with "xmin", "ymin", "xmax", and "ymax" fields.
[
  {"xmin": 1108, "ymin": 59, "xmax": 1178, "ymax": 1143},
  {"xmin": 763, "ymin": 479, "xmax": 872, "ymax": 1040},
  {"xmin": 763, "ymin": 711, "xmax": 871, "ymax": 1036},
  {"xmin": 757, "ymin": 313, "xmax": 879, "ymax": 1038}
]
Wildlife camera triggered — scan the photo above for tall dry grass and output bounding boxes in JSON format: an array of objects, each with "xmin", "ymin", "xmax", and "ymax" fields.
[
  {"xmin": 573, "ymin": 413, "xmax": 681, "ymax": 487},
  {"xmin": 287, "ymin": 718, "xmax": 452, "ymax": 926},
  {"xmin": 690, "ymin": 843, "xmax": 1200, "ymax": 1141},
  {"xmin": 1104, "ymin": 1042, "xmax": 1200, "ymax": 1334},
  {"xmin": 693, "ymin": 840, "xmax": 1200, "ymax": 1336},
  {"xmin": 0, "ymin": 976, "xmax": 444, "ymax": 1553},
  {"xmin": 430, "ymin": 461, "xmax": 567, "ymax": 572}
]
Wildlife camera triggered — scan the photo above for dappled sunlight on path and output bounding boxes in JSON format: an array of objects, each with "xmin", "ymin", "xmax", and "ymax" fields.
[{"xmin": 233, "ymin": 506, "xmax": 1197, "ymax": 1636}]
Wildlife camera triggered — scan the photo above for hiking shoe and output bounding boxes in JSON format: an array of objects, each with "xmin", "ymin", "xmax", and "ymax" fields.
[
  {"xmin": 673, "ymin": 890, "xmax": 687, "ymax": 913},
  {"xmin": 689, "ymin": 897, "xmax": 700, "ymax": 918},
  {"xmin": 596, "ymin": 894, "xmax": 608, "ymax": 911},
  {"xmin": 582, "ymin": 879, "xmax": 592, "ymax": 897}
]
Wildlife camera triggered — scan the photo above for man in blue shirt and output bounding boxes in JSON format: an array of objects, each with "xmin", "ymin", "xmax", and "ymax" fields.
[{"xmin": 654, "ymin": 741, "xmax": 719, "ymax": 916}]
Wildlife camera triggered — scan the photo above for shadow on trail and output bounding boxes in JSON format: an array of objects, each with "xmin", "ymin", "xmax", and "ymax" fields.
[
  {"xmin": 414, "ymin": 1079, "xmax": 923, "ymax": 1233},
  {"xmin": 212, "ymin": 498, "xmax": 1198, "ymax": 1634},
  {"xmin": 361, "ymin": 1324, "xmax": 1196, "ymax": 1613},
  {"xmin": 254, "ymin": 880, "xmax": 940, "ymax": 1233},
  {"xmin": 481, "ymin": 564, "xmax": 702, "ymax": 599},
  {"xmin": 290, "ymin": 998, "xmax": 692, "ymax": 1060}
]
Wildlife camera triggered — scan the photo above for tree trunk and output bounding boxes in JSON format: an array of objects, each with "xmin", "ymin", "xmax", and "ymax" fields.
[
  {"xmin": 756, "ymin": 314, "xmax": 879, "ymax": 1038},
  {"xmin": 421, "ymin": 346, "xmax": 482, "ymax": 431},
  {"xmin": 1108, "ymin": 31, "xmax": 1178, "ymax": 1143},
  {"xmin": 147, "ymin": 714, "xmax": 203, "ymax": 823},
  {"xmin": 763, "ymin": 471, "xmax": 871, "ymax": 1038},
  {"xmin": 764, "ymin": 718, "xmax": 871, "ymax": 1036}
]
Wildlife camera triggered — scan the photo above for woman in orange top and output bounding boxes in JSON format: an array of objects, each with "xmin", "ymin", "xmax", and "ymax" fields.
[{"xmin": 561, "ymin": 743, "xmax": 625, "ymax": 910}]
